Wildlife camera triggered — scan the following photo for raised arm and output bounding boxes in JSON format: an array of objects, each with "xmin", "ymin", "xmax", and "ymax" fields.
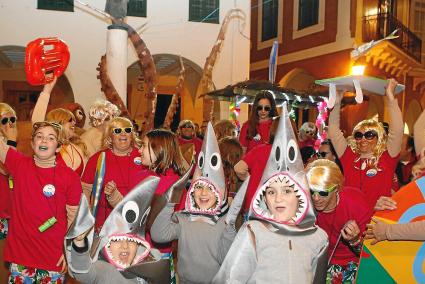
[
  {"xmin": 31, "ymin": 77, "xmax": 57, "ymax": 124},
  {"xmin": 414, "ymin": 109, "xmax": 425, "ymax": 158},
  {"xmin": 385, "ymin": 79, "xmax": 403, "ymax": 158},
  {"xmin": 150, "ymin": 203, "xmax": 180, "ymax": 243},
  {"xmin": 327, "ymin": 91, "xmax": 347, "ymax": 157}
]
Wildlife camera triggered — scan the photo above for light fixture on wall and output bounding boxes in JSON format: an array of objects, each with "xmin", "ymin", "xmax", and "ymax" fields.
[{"xmin": 351, "ymin": 65, "xmax": 365, "ymax": 75}]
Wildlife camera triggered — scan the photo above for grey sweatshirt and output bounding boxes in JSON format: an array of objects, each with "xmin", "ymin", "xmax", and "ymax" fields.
[
  {"xmin": 213, "ymin": 220, "xmax": 329, "ymax": 284},
  {"xmin": 150, "ymin": 203, "xmax": 236, "ymax": 284}
]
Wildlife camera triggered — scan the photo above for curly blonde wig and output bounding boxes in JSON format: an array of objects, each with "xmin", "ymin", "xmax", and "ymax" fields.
[
  {"xmin": 0, "ymin": 103, "xmax": 17, "ymax": 140},
  {"xmin": 347, "ymin": 119, "xmax": 387, "ymax": 167},
  {"xmin": 104, "ymin": 117, "xmax": 140, "ymax": 149}
]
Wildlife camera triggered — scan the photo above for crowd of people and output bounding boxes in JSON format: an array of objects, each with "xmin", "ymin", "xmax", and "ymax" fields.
[{"xmin": 0, "ymin": 77, "xmax": 424, "ymax": 284}]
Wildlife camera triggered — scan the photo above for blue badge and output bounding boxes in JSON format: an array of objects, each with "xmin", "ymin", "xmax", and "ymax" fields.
[
  {"xmin": 134, "ymin": 157, "xmax": 142, "ymax": 165},
  {"xmin": 366, "ymin": 169, "xmax": 377, "ymax": 177},
  {"xmin": 43, "ymin": 184, "xmax": 56, "ymax": 197}
]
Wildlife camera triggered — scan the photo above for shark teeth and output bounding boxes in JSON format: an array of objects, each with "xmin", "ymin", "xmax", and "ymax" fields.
[{"xmin": 252, "ymin": 173, "xmax": 307, "ymax": 225}]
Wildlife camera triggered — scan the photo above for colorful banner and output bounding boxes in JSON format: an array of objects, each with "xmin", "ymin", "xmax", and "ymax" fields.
[{"xmin": 357, "ymin": 177, "xmax": 425, "ymax": 283}]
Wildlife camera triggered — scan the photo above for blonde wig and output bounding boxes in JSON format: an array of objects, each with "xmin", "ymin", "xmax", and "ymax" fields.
[
  {"xmin": 46, "ymin": 108, "xmax": 88, "ymax": 157},
  {"xmin": 104, "ymin": 117, "xmax": 140, "ymax": 149},
  {"xmin": 0, "ymin": 103, "xmax": 17, "ymax": 140},
  {"xmin": 144, "ymin": 128, "xmax": 187, "ymax": 176},
  {"xmin": 89, "ymin": 100, "xmax": 121, "ymax": 127},
  {"xmin": 32, "ymin": 121, "xmax": 65, "ymax": 147},
  {"xmin": 213, "ymin": 120, "xmax": 236, "ymax": 141},
  {"xmin": 347, "ymin": 119, "xmax": 387, "ymax": 166},
  {"xmin": 306, "ymin": 159, "xmax": 344, "ymax": 192}
]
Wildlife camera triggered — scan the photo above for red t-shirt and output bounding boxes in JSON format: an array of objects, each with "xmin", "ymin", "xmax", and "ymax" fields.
[
  {"xmin": 241, "ymin": 144, "xmax": 272, "ymax": 213},
  {"xmin": 4, "ymin": 149, "xmax": 81, "ymax": 271},
  {"xmin": 340, "ymin": 147, "xmax": 398, "ymax": 211},
  {"xmin": 316, "ymin": 187, "xmax": 372, "ymax": 266},
  {"xmin": 239, "ymin": 120, "xmax": 273, "ymax": 154},
  {"xmin": 0, "ymin": 167, "xmax": 11, "ymax": 219},
  {"xmin": 81, "ymin": 148, "xmax": 144, "ymax": 231}
]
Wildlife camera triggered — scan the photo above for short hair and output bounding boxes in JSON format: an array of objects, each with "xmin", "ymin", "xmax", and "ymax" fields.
[
  {"xmin": 213, "ymin": 120, "xmax": 236, "ymax": 141},
  {"xmin": 306, "ymin": 159, "xmax": 344, "ymax": 192}
]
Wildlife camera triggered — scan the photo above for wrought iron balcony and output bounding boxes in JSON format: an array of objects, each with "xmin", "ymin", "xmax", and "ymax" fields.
[{"xmin": 363, "ymin": 13, "xmax": 422, "ymax": 63}]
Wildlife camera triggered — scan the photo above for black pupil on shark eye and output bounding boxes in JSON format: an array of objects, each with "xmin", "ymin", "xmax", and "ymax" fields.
[
  {"xmin": 126, "ymin": 210, "xmax": 136, "ymax": 223},
  {"xmin": 288, "ymin": 146, "xmax": 295, "ymax": 161},
  {"xmin": 275, "ymin": 146, "xmax": 281, "ymax": 161},
  {"xmin": 199, "ymin": 156, "xmax": 204, "ymax": 168},
  {"xmin": 211, "ymin": 155, "xmax": 218, "ymax": 166}
]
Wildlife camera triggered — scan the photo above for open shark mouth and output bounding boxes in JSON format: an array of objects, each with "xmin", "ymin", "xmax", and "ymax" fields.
[
  {"xmin": 251, "ymin": 173, "xmax": 308, "ymax": 225},
  {"xmin": 102, "ymin": 234, "xmax": 151, "ymax": 271},
  {"xmin": 185, "ymin": 178, "xmax": 222, "ymax": 216}
]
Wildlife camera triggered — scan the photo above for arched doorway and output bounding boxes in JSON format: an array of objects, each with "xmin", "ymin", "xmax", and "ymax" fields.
[{"xmin": 127, "ymin": 54, "xmax": 203, "ymax": 132}]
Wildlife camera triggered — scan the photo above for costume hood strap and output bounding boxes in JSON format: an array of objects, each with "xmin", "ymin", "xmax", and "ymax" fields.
[
  {"xmin": 250, "ymin": 103, "xmax": 317, "ymax": 233},
  {"xmin": 193, "ymin": 122, "xmax": 226, "ymax": 198}
]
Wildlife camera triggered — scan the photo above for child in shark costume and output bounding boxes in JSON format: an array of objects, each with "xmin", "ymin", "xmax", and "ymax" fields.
[
  {"xmin": 66, "ymin": 176, "xmax": 171, "ymax": 284},
  {"xmin": 213, "ymin": 104, "xmax": 329, "ymax": 284},
  {"xmin": 150, "ymin": 123, "xmax": 249, "ymax": 284}
]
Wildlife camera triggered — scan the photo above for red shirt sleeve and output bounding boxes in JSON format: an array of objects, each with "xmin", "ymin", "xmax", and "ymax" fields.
[
  {"xmin": 81, "ymin": 151, "xmax": 101, "ymax": 184},
  {"xmin": 239, "ymin": 122, "xmax": 249, "ymax": 148}
]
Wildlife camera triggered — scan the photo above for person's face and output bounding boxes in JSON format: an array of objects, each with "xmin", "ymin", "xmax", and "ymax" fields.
[
  {"xmin": 311, "ymin": 188, "xmax": 338, "ymax": 212},
  {"xmin": 31, "ymin": 126, "xmax": 59, "ymax": 160},
  {"xmin": 193, "ymin": 183, "xmax": 217, "ymax": 210},
  {"xmin": 180, "ymin": 123, "xmax": 194, "ymax": 138},
  {"xmin": 62, "ymin": 117, "xmax": 76, "ymax": 139},
  {"xmin": 256, "ymin": 98, "xmax": 272, "ymax": 121},
  {"xmin": 318, "ymin": 144, "xmax": 335, "ymax": 161},
  {"xmin": 138, "ymin": 136, "xmax": 157, "ymax": 166},
  {"xmin": 354, "ymin": 128, "xmax": 378, "ymax": 154},
  {"xmin": 265, "ymin": 180, "xmax": 299, "ymax": 222},
  {"xmin": 0, "ymin": 112, "xmax": 16, "ymax": 133},
  {"xmin": 109, "ymin": 239, "xmax": 138, "ymax": 267},
  {"xmin": 111, "ymin": 126, "xmax": 133, "ymax": 154}
]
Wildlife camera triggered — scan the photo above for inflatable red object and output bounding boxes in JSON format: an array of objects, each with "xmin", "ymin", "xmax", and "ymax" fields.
[{"xmin": 25, "ymin": 37, "xmax": 70, "ymax": 86}]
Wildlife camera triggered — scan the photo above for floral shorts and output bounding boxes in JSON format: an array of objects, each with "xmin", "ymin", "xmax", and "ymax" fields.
[
  {"xmin": 0, "ymin": 218, "xmax": 8, "ymax": 240},
  {"xmin": 9, "ymin": 263, "xmax": 64, "ymax": 284},
  {"xmin": 326, "ymin": 261, "xmax": 358, "ymax": 284}
]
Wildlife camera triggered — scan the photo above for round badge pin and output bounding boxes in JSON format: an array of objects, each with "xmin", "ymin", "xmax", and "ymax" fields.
[
  {"xmin": 43, "ymin": 184, "xmax": 56, "ymax": 197},
  {"xmin": 366, "ymin": 169, "xmax": 377, "ymax": 177},
  {"xmin": 134, "ymin": 157, "xmax": 142, "ymax": 165}
]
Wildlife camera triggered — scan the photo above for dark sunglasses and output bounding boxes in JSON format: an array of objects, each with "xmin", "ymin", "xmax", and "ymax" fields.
[
  {"xmin": 113, "ymin": 127, "xmax": 132, "ymax": 134},
  {"xmin": 317, "ymin": 151, "xmax": 330, "ymax": 158},
  {"xmin": 181, "ymin": 124, "xmax": 193, "ymax": 129},
  {"xmin": 310, "ymin": 190, "xmax": 331, "ymax": 197},
  {"xmin": 256, "ymin": 105, "xmax": 271, "ymax": 112},
  {"xmin": 1, "ymin": 117, "xmax": 16, "ymax": 125},
  {"xmin": 354, "ymin": 130, "xmax": 377, "ymax": 141}
]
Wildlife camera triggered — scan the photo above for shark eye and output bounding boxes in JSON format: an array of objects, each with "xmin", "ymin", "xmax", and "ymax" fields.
[
  {"xmin": 122, "ymin": 201, "xmax": 139, "ymax": 224},
  {"xmin": 287, "ymin": 139, "xmax": 298, "ymax": 163},
  {"xmin": 198, "ymin": 152, "xmax": 205, "ymax": 169},
  {"xmin": 209, "ymin": 153, "xmax": 221, "ymax": 170},
  {"xmin": 275, "ymin": 146, "xmax": 281, "ymax": 162}
]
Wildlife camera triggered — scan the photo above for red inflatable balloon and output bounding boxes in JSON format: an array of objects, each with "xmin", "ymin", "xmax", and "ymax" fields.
[{"xmin": 25, "ymin": 37, "xmax": 70, "ymax": 86}]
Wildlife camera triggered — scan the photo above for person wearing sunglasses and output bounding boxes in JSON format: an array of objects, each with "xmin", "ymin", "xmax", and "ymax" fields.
[
  {"xmin": 0, "ymin": 103, "xmax": 18, "ymax": 283},
  {"xmin": 306, "ymin": 159, "xmax": 371, "ymax": 284},
  {"xmin": 177, "ymin": 119, "xmax": 203, "ymax": 161},
  {"xmin": 327, "ymin": 78, "xmax": 403, "ymax": 215},
  {"xmin": 239, "ymin": 91, "xmax": 278, "ymax": 154},
  {"xmin": 81, "ymin": 117, "xmax": 144, "ymax": 232}
]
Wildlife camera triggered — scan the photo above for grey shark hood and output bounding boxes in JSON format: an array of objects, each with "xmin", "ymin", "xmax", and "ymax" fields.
[
  {"xmin": 184, "ymin": 122, "xmax": 228, "ymax": 220},
  {"xmin": 66, "ymin": 176, "xmax": 165, "ymax": 274},
  {"xmin": 248, "ymin": 103, "xmax": 317, "ymax": 234}
]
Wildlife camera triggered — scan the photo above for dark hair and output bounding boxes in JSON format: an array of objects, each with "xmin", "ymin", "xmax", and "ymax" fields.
[
  {"xmin": 300, "ymin": 146, "xmax": 316, "ymax": 165},
  {"xmin": 320, "ymin": 139, "xmax": 343, "ymax": 173},
  {"xmin": 218, "ymin": 137, "xmax": 243, "ymax": 197},
  {"xmin": 247, "ymin": 91, "xmax": 277, "ymax": 140}
]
